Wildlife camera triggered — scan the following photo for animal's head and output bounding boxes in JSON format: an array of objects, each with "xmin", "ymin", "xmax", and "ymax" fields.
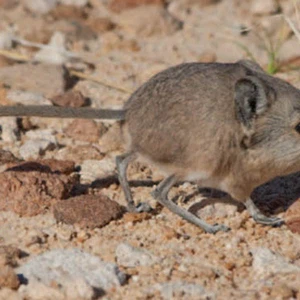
[{"xmin": 235, "ymin": 72, "xmax": 300, "ymax": 179}]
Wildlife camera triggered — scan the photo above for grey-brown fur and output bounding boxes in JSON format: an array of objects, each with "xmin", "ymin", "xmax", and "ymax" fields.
[{"xmin": 2, "ymin": 60, "xmax": 300, "ymax": 233}]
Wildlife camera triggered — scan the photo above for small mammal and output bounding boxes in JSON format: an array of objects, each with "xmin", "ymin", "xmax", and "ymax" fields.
[{"xmin": 1, "ymin": 59, "xmax": 299, "ymax": 233}]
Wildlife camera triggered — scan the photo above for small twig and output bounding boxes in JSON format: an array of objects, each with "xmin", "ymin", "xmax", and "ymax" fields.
[
  {"xmin": 0, "ymin": 49, "xmax": 30, "ymax": 61},
  {"xmin": 292, "ymin": 0, "xmax": 300, "ymax": 25},
  {"xmin": 70, "ymin": 70, "xmax": 133, "ymax": 94},
  {"xmin": 284, "ymin": 15, "xmax": 300, "ymax": 42},
  {"xmin": 12, "ymin": 36, "xmax": 102, "ymax": 65},
  {"xmin": 12, "ymin": 37, "xmax": 80, "ymax": 59}
]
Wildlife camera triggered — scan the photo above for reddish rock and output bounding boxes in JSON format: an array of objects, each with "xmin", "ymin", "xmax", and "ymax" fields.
[
  {"xmin": 51, "ymin": 90, "xmax": 87, "ymax": 108},
  {"xmin": 108, "ymin": 0, "xmax": 164, "ymax": 12},
  {"xmin": 98, "ymin": 123, "xmax": 123, "ymax": 153},
  {"xmin": 0, "ymin": 63, "xmax": 67, "ymax": 98},
  {"xmin": 0, "ymin": 150, "xmax": 20, "ymax": 165},
  {"xmin": 0, "ymin": 246, "xmax": 21, "ymax": 267},
  {"xmin": 53, "ymin": 195, "xmax": 124, "ymax": 228},
  {"xmin": 286, "ymin": 199, "xmax": 300, "ymax": 234},
  {"xmin": 65, "ymin": 119, "xmax": 106, "ymax": 143},
  {"xmin": 50, "ymin": 4, "xmax": 87, "ymax": 20},
  {"xmin": 0, "ymin": 0, "xmax": 18, "ymax": 9},
  {"xmin": 0, "ymin": 85, "xmax": 10, "ymax": 106},
  {"xmin": 0, "ymin": 171, "xmax": 76, "ymax": 216},
  {"xmin": 0, "ymin": 56, "xmax": 13, "ymax": 68},
  {"xmin": 0, "ymin": 266, "xmax": 20, "ymax": 290},
  {"xmin": 57, "ymin": 145, "xmax": 104, "ymax": 163},
  {"xmin": 6, "ymin": 159, "xmax": 75, "ymax": 175},
  {"xmin": 86, "ymin": 17, "xmax": 115, "ymax": 33},
  {"xmin": 123, "ymin": 212, "xmax": 151, "ymax": 223},
  {"xmin": 116, "ymin": 5, "xmax": 182, "ymax": 37}
]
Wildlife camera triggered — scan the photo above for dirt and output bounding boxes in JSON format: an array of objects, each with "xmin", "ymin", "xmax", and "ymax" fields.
[{"xmin": 0, "ymin": 0, "xmax": 300, "ymax": 299}]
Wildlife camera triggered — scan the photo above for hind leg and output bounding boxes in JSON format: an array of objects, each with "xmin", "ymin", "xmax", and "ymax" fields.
[
  {"xmin": 245, "ymin": 198, "xmax": 284, "ymax": 226},
  {"xmin": 152, "ymin": 175, "xmax": 230, "ymax": 234},
  {"xmin": 116, "ymin": 152, "xmax": 152, "ymax": 212}
]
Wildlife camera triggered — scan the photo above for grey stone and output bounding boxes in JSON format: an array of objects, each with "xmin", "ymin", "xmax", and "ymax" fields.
[
  {"xmin": 188, "ymin": 198, "xmax": 241, "ymax": 219},
  {"xmin": 0, "ymin": 117, "xmax": 18, "ymax": 142},
  {"xmin": 116, "ymin": 243, "xmax": 159, "ymax": 267},
  {"xmin": 19, "ymin": 280, "xmax": 65, "ymax": 300},
  {"xmin": 18, "ymin": 278, "xmax": 94, "ymax": 300},
  {"xmin": 251, "ymin": 247, "xmax": 300, "ymax": 277},
  {"xmin": 19, "ymin": 139, "xmax": 56, "ymax": 160},
  {"xmin": 34, "ymin": 32, "xmax": 68, "ymax": 65},
  {"xmin": 17, "ymin": 249, "xmax": 126, "ymax": 291},
  {"xmin": 59, "ymin": 0, "xmax": 88, "ymax": 6},
  {"xmin": 116, "ymin": 5, "xmax": 182, "ymax": 37},
  {"xmin": 156, "ymin": 281, "xmax": 212, "ymax": 300},
  {"xmin": 251, "ymin": 0, "xmax": 279, "ymax": 15},
  {"xmin": 25, "ymin": 129, "xmax": 57, "ymax": 144},
  {"xmin": 0, "ymin": 31, "xmax": 13, "ymax": 50},
  {"xmin": 23, "ymin": 0, "xmax": 58, "ymax": 14},
  {"xmin": 7, "ymin": 90, "xmax": 52, "ymax": 106},
  {"xmin": 80, "ymin": 157, "xmax": 115, "ymax": 183}
]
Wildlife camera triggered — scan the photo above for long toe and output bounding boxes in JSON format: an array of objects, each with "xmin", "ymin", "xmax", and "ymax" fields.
[
  {"xmin": 135, "ymin": 202, "xmax": 153, "ymax": 213},
  {"xmin": 255, "ymin": 215, "xmax": 284, "ymax": 226},
  {"xmin": 207, "ymin": 223, "xmax": 231, "ymax": 234}
]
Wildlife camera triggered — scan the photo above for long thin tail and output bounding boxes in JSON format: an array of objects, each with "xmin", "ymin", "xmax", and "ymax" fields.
[{"xmin": 0, "ymin": 106, "xmax": 126, "ymax": 120}]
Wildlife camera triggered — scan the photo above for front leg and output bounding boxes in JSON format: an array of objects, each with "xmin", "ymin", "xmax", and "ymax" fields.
[{"xmin": 245, "ymin": 198, "xmax": 284, "ymax": 226}]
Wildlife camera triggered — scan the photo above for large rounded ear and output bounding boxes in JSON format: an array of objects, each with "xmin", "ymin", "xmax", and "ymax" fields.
[
  {"xmin": 234, "ymin": 76, "xmax": 276, "ymax": 129},
  {"xmin": 238, "ymin": 60, "xmax": 266, "ymax": 74}
]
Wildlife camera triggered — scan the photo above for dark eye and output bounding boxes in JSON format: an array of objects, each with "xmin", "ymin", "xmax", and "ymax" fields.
[{"xmin": 295, "ymin": 123, "xmax": 300, "ymax": 133}]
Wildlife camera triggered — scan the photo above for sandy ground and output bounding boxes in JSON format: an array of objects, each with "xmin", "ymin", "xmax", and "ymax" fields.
[{"xmin": 0, "ymin": 0, "xmax": 300, "ymax": 299}]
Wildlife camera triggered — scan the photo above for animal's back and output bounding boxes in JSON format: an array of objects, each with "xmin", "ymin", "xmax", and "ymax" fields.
[{"xmin": 124, "ymin": 62, "xmax": 247, "ymax": 177}]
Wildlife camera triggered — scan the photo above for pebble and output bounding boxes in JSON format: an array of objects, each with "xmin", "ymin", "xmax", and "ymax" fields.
[
  {"xmin": 0, "ymin": 288, "xmax": 21, "ymax": 300},
  {"xmin": 0, "ymin": 63, "xmax": 67, "ymax": 98},
  {"xmin": 0, "ymin": 266, "xmax": 20, "ymax": 290},
  {"xmin": 65, "ymin": 119, "xmax": 103, "ymax": 143},
  {"xmin": 251, "ymin": 0, "xmax": 279, "ymax": 15},
  {"xmin": 0, "ymin": 117, "xmax": 18, "ymax": 142},
  {"xmin": 53, "ymin": 194, "xmax": 124, "ymax": 228},
  {"xmin": 7, "ymin": 90, "xmax": 52, "ymax": 106},
  {"xmin": 85, "ymin": 17, "xmax": 115, "ymax": 34},
  {"xmin": 17, "ymin": 248, "xmax": 126, "ymax": 290},
  {"xmin": 23, "ymin": 0, "xmax": 58, "ymax": 15},
  {"xmin": 168, "ymin": 0, "xmax": 221, "ymax": 22},
  {"xmin": 189, "ymin": 197, "xmax": 243, "ymax": 219},
  {"xmin": 34, "ymin": 32, "xmax": 68, "ymax": 65},
  {"xmin": 19, "ymin": 278, "xmax": 96, "ymax": 300},
  {"xmin": 0, "ymin": 31, "xmax": 13, "ymax": 50},
  {"xmin": 59, "ymin": 0, "xmax": 88, "ymax": 6},
  {"xmin": 51, "ymin": 90, "xmax": 87, "ymax": 107},
  {"xmin": 251, "ymin": 247, "xmax": 300, "ymax": 278},
  {"xmin": 156, "ymin": 281, "xmax": 212, "ymax": 300},
  {"xmin": 116, "ymin": 243, "xmax": 159, "ymax": 267},
  {"xmin": 0, "ymin": 0, "xmax": 18, "ymax": 9},
  {"xmin": 98, "ymin": 123, "xmax": 123, "ymax": 153},
  {"xmin": 25, "ymin": 129, "xmax": 57, "ymax": 143},
  {"xmin": 0, "ymin": 245, "xmax": 21, "ymax": 267},
  {"xmin": 0, "ymin": 171, "xmax": 74, "ymax": 216},
  {"xmin": 285, "ymin": 199, "xmax": 300, "ymax": 234},
  {"xmin": 19, "ymin": 280, "xmax": 66, "ymax": 300},
  {"xmin": 19, "ymin": 139, "xmax": 56, "ymax": 160},
  {"xmin": 80, "ymin": 157, "xmax": 116, "ymax": 182},
  {"xmin": 0, "ymin": 56, "xmax": 12, "ymax": 68},
  {"xmin": 116, "ymin": 5, "xmax": 182, "ymax": 37},
  {"xmin": 108, "ymin": 0, "xmax": 164, "ymax": 13},
  {"xmin": 56, "ymin": 144, "xmax": 104, "ymax": 163}
]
